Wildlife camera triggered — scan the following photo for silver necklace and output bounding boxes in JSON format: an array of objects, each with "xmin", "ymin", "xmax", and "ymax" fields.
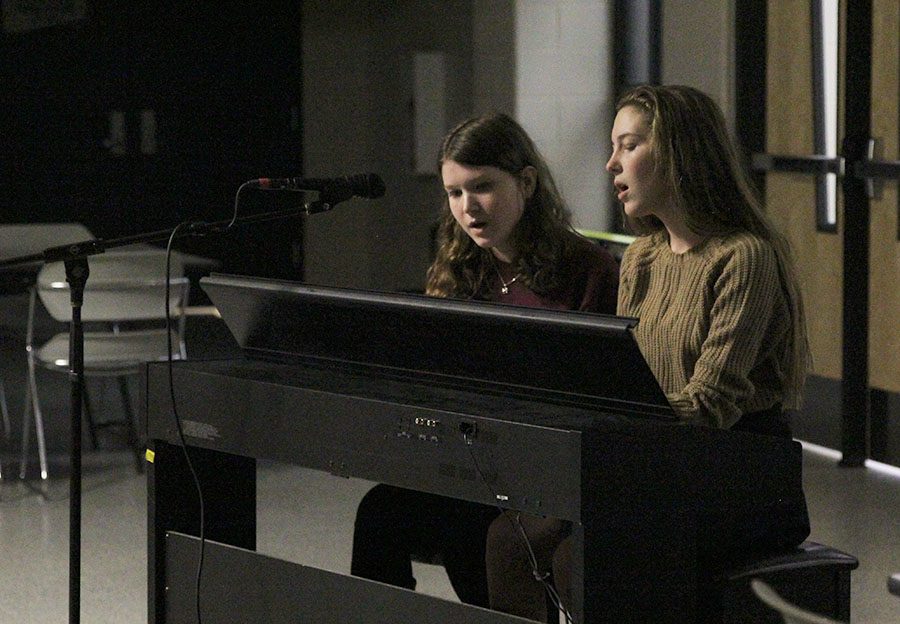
[{"xmin": 491, "ymin": 256, "xmax": 521, "ymax": 294}]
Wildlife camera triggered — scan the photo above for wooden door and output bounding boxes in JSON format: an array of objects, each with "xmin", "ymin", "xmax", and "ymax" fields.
[
  {"xmin": 763, "ymin": 0, "xmax": 899, "ymax": 464},
  {"xmin": 868, "ymin": 1, "xmax": 898, "ymax": 396},
  {"xmin": 867, "ymin": 0, "xmax": 899, "ymax": 462}
]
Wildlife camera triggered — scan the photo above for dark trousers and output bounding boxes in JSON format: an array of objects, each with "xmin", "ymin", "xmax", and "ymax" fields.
[{"xmin": 351, "ymin": 484, "xmax": 500, "ymax": 606}]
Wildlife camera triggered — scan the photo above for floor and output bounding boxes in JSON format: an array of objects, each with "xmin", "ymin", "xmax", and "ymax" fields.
[{"xmin": 0, "ymin": 444, "xmax": 898, "ymax": 623}]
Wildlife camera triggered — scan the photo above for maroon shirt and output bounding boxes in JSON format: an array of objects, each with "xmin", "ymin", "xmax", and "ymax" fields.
[{"xmin": 489, "ymin": 234, "xmax": 619, "ymax": 314}]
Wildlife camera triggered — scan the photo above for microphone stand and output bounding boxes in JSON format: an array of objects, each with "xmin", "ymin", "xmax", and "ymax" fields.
[{"xmin": 0, "ymin": 194, "xmax": 340, "ymax": 624}]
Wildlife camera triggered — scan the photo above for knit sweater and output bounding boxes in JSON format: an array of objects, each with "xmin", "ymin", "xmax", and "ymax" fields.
[{"xmin": 617, "ymin": 230, "xmax": 791, "ymax": 429}]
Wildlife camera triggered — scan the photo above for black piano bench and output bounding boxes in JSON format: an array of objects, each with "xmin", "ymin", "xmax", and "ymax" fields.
[{"xmin": 718, "ymin": 541, "xmax": 859, "ymax": 623}]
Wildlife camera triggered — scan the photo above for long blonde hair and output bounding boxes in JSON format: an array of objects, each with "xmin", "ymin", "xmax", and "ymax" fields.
[{"xmin": 617, "ymin": 85, "xmax": 811, "ymax": 407}]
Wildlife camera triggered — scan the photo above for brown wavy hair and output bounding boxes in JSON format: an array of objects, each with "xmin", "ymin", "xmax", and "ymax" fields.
[
  {"xmin": 616, "ymin": 85, "xmax": 811, "ymax": 407},
  {"xmin": 426, "ymin": 113, "xmax": 577, "ymax": 299}
]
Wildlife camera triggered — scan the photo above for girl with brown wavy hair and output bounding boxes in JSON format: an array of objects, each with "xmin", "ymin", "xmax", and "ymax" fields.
[
  {"xmin": 427, "ymin": 112, "xmax": 618, "ymax": 310},
  {"xmin": 351, "ymin": 112, "xmax": 619, "ymax": 610}
]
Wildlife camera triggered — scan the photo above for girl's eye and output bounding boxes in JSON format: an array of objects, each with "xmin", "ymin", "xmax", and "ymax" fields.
[{"xmin": 446, "ymin": 189, "xmax": 461, "ymax": 198}]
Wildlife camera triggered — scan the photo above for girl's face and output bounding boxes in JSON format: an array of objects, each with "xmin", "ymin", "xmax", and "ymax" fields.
[
  {"xmin": 441, "ymin": 160, "xmax": 535, "ymax": 263},
  {"xmin": 605, "ymin": 105, "xmax": 670, "ymax": 220}
]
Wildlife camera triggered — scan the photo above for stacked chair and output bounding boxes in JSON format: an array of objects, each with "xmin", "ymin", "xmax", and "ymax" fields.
[{"xmin": 20, "ymin": 247, "xmax": 189, "ymax": 480}]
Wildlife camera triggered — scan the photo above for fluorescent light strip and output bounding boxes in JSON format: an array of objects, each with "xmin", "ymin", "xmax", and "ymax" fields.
[
  {"xmin": 821, "ymin": 0, "xmax": 839, "ymax": 226},
  {"xmin": 800, "ymin": 440, "xmax": 900, "ymax": 480}
]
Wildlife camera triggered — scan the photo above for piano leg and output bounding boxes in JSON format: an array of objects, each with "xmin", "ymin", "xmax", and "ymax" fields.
[{"xmin": 147, "ymin": 440, "xmax": 257, "ymax": 624}]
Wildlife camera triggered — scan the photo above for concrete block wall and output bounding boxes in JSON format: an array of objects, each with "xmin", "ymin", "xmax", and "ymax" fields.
[
  {"xmin": 474, "ymin": 0, "xmax": 616, "ymax": 232},
  {"xmin": 300, "ymin": 1, "xmax": 735, "ymax": 290}
]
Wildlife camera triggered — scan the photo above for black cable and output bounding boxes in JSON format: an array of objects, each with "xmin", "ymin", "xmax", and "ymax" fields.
[
  {"xmin": 164, "ymin": 223, "xmax": 207, "ymax": 624},
  {"xmin": 461, "ymin": 431, "xmax": 574, "ymax": 624},
  {"xmin": 3, "ymin": 182, "xmax": 253, "ymax": 618},
  {"xmin": 508, "ymin": 512, "xmax": 571, "ymax": 622},
  {"xmin": 159, "ymin": 181, "xmax": 248, "ymax": 623}
]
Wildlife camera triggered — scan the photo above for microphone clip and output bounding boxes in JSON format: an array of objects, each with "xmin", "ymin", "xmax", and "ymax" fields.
[{"xmin": 303, "ymin": 199, "xmax": 335, "ymax": 215}]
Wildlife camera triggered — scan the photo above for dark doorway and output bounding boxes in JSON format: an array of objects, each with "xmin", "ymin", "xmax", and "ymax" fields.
[{"xmin": 0, "ymin": 1, "xmax": 305, "ymax": 279}]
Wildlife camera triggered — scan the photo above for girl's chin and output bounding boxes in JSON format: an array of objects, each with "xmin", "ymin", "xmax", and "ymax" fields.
[{"xmin": 468, "ymin": 232, "xmax": 498, "ymax": 249}]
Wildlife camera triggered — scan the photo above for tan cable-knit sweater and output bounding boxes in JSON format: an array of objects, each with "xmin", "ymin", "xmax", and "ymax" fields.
[{"xmin": 617, "ymin": 230, "xmax": 791, "ymax": 429}]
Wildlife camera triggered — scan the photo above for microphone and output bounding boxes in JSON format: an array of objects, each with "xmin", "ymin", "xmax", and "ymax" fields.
[{"xmin": 249, "ymin": 173, "xmax": 386, "ymax": 202}]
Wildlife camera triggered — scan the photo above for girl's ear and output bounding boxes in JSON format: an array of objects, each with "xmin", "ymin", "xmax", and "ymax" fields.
[{"xmin": 520, "ymin": 166, "xmax": 538, "ymax": 199}]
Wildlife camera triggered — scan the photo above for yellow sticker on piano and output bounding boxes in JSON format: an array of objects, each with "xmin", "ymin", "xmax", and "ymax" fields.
[{"xmin": 145, "ymin": 449, "xmax": 155, "ymax": 463}]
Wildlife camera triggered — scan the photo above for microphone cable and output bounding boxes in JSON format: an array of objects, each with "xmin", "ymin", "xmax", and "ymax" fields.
[
  {"xmin": 159, "ymin": 175, "xmax": 374, "ymax": 621},
  {"xmin": 461, "ymin": 429, "xmax": 574, "ymax": 624},
  {"xmin": 160, "ymin": 179, "xmax": 255, "ymax": 623},
  {"xmin": 164, "ymin": 222, "xmax": 206, "ymax": 624}
]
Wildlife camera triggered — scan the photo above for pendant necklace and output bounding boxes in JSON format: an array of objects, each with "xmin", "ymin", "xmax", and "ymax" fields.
[{"xmin": 491, "ymin": 256, "xmax": 521, "ymax": 294}]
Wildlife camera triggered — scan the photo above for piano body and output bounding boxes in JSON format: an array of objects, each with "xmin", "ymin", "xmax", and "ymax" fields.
[{"xmin": 143, "ymin": 274, "xmax": 808, "ymax": 623}]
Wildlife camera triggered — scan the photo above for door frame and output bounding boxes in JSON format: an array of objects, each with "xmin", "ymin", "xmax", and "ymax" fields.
[{"xmin": 737, "ymin": 0, "xmax": 900, "ymax": 466}]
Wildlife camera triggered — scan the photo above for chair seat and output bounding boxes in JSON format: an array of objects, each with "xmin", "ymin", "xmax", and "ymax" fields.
[
  {"xmin": 721, "ymin": 541, "xmax": 858, "ymax": 623},
  {"xmin": 726, "ymin": 541, "xmax": 859, "ymax": 581},
  {"xmin": 35, "ymin": 329, "xmax": 184, "ymax": 373}
]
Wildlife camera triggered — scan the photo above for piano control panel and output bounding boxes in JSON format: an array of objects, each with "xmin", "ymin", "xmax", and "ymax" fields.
[
  {"xmin": 396, "ymin": 416, "xmax": 444, "ymax": 443},
  {"xmin": 145, "ymin": 359, "xmax": 585, "ymax": 521}
]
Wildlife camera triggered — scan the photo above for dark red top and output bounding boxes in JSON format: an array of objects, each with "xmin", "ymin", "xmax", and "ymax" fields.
[{"xmin": 490, "ymin": 233, "xmax": 619, "ymax": 314}]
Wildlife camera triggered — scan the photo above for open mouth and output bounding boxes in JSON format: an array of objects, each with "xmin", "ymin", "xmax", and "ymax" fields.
[
  {"xmin": 614, "ymin": 182, "xmax": 629, "ymax": 200},
  {"xmin": 469, "ymin": 220, "xmax": 488, "ymax": 230}
]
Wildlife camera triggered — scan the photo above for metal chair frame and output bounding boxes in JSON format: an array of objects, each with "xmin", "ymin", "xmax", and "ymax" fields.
[
  {"xmin": 20, "ymin": 249, "xmax": 189, "ymax": 480},
  {"xmin": 2, "ymin": 223, "xmax": 98, "ymax": 483},
  {"xmin": 0, "ymin": 377, "xmax": 7, "ymax": 480},
  {"xmin": 751, "ymin": 579, "xmax": 843, "ymax": 624}
]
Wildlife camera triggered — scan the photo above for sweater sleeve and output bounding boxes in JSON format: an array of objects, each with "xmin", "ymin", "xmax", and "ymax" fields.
[{"xmin": 667, "ymin": 238, "xmax": 782, "ymax": 428}]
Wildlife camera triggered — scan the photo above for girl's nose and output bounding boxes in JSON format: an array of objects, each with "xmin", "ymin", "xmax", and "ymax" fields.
[
  {"xmin": 605, "ymin": 153, "xmax": 620, "ymax": 173},
  {"xmin": 462, "ymin": 192, "xmax": 479, "ymax": 214}
]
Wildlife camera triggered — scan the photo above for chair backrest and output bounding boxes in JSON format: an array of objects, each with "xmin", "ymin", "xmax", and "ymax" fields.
[
  {"xmin": 750, "ymin": 579, "xmax": 842, "ymax": 624},
  {"xmin": 36, "ymin": 248, "xmax": 188, "ymax": 322},
  {"xmin": 0, "ymin": 222, "xmax": 94, "ymax": 261}
]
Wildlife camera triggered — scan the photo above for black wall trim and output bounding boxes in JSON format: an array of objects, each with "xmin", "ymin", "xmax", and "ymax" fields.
[
  {"xmin": 734, "ymin": 0, "xmax": 767, "ymax": 195},
  {"xmin": 839, "ymin": 0, "xmax": 873, "ymax": 466},
  {"xmin": 613, "ymin": 0, "xmax": 661, "ymax": 96}
]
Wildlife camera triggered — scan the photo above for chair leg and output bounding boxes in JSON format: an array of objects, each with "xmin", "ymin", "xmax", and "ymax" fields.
[
  {"xmin": 0, "ymin": 378, "xmax": 8, "ymax": 481},
  {"xmin": 19, "ymin": 380, "xmax": 32, "ymax": 479},
  {"xmin": 20, "ymin": 357, "xmax": 49, "ymax": 480},
  {"xmin": 117, "ymin": 376, "xmax": 144, "ymax": 474},
  {"xmin": 0, "ymin": 377, "xmax": 10, "ymax": 439}
]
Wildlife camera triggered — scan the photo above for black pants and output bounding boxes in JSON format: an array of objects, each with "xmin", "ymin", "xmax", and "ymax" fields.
[
  {"xmin": 694, "ymin": 404, "xmax": 811, "ymax": 622},
  {"xmin": 350, "ymin": 484, "xmax": 500, "ymax": 606},
  {"xmin": 731, "ymin": 402, "xmax": 792, "ymax": 438}
]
